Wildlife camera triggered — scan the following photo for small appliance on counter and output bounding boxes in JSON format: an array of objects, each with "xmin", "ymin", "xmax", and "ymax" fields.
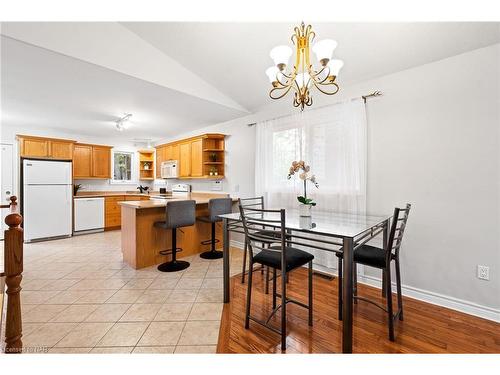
[{"xmin": 150, "ymin": 183, "xmax": 191, "ymax": 201}]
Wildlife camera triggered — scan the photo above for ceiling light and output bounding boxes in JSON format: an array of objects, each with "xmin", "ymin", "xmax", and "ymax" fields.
[
  {"xmin": 116, "ymin": 113, "xmax": 132, "ymax": 131},
  {"xmin": 267, "ymin": 23, "xmax": 343, "ymax": 110}
]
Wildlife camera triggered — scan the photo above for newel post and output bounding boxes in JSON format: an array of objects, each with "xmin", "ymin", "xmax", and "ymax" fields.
[{"xmin": 4, "ymin": 196, "xmax": 23, "ymax": 353}]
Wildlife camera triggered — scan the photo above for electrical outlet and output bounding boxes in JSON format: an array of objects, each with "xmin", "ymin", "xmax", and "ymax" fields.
[{"xmin": 477, "ymin": 265, "xmax": 490, "ymax": 281}]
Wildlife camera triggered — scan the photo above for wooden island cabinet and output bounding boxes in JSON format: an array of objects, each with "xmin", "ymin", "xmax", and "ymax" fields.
[{"xmin": 118, "ymin": 193, "xmax": 234, "ymax": 269}]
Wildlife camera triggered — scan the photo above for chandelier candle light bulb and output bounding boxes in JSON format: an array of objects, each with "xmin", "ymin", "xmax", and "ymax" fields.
[{"xmin": 267, "ymin": 22, "xmax": 344, "ymax": 110}]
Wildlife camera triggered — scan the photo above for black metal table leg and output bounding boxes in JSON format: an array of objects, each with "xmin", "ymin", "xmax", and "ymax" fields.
[
  {"xmin": 342, "ymin": 236, "xmax": 354, "ymax": 353},
  {"xmin": 223, "ymin": 217, "xmax": 230, "ymax": 303},
  {"xmin": 382, "ymin": 218, "xmax": 390, "ymax": 297}
]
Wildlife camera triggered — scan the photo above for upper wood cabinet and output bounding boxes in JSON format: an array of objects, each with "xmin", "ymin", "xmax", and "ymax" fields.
[
  {"xmin": 92, "ymin": 146, "xmax": 112, "ymax": 178},
  {"xmin": 190, "ymin": 139, "xmax": 203, "ymax": 177},
  {"xmin": 73, "ymin": 144, "xmax": 92, "ymax": 178},
  {"xmin": 179, "ymin": 142, "xmax": 191, "ymax": 177},
  {"xmin": 18, "ymin": 135, "xmax": 75, "ymax": 160},
  {"xmin": 155, "ymin": 133, "xmax": 225, "ymax": 180},
  {"xmin": 73, "ymin": 143, "xmax": 112, "ymax": 179}
]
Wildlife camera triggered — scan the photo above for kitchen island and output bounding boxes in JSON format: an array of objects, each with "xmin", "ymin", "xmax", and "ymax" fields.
[{"xmin": 118, "ymin": 192, "xmax": 234, "ymax": 269}]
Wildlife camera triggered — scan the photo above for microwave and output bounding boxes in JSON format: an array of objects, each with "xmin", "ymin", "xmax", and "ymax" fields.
[{"xmin": 160, "ymin": 160, "xmax": 179, "ymax": 179}]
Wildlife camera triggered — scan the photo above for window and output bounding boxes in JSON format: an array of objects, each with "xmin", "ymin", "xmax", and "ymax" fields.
[{"xmin": 112, "ymin": 151, "xmax": 134, "ymax": 183}]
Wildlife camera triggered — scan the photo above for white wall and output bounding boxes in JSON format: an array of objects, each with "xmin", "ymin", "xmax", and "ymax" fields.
[{"xmin": 160, "ymin": 44, "xmax": 500, "ymax": 316}]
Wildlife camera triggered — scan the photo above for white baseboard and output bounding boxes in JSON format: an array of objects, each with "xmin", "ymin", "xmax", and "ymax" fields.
[
  {"xmin": 358, "ymin": 274, "xmax": 500, "ymax": 323},
  {"xmin": 229, "ymin": 239, "xmax": 500, "ymax": 322},
  {"xmin": 230, "ymin": 240, "xmax": 245, "ymax": 249}
]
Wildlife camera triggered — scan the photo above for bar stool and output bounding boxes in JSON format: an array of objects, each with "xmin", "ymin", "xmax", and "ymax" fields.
[
  {"xmin": 154, "ymin": 200, "xmax": 196, "ymax": 272},
  {"xmin": 198, "ymin": 197, "xmax": 233, "ymax": 259}
]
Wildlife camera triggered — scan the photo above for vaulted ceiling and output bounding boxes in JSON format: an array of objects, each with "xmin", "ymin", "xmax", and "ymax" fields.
[{"xmin": 1, "ymin": 22, "xmax": 499, "ymax": 141}]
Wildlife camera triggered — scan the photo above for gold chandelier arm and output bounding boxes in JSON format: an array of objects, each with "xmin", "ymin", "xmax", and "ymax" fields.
[
  {"xmin": 270, "ymin": 81, "xmax": 295, "ymax": 100},
  {"xmin": 311, "ymin": 78, "xmax": 340, "ymax": 96},
  {"xmin": 310, "ymin": 66, "xmax": 333, "ymax": 85}
]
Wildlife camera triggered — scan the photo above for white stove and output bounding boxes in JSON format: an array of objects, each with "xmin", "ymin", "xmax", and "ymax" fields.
[{"xmin": 150, "ymin": 183, "xmax": 191, "ymax": 200}]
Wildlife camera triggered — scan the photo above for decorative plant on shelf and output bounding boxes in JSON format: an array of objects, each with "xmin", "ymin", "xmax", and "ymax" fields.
[
  {"xmin": 73, "ymin": 184, "xmax": 83, "ymax": 196},
  {"xmin": 287, "ymin": 160, "xmax": 319, "ymax": 216},
  {"xmin": 209, "ymin": 153, "xmax": 218, "ymax": 162}
]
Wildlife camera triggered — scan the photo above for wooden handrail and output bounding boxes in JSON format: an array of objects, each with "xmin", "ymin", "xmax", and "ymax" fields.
[{"xmin": 2, "ymin": 196, "xmax": 23, "ymax": 353}]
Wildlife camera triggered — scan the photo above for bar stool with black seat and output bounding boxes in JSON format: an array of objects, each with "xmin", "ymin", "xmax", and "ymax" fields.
[
  {"xmin": 337, "ymin": 203, "xmax": 411, "ymax": 341},
  {"xmin": 198, "ymin": 197, "xmax": 233, "ymax": 259},
  {"xmin": 239, "ymin": 205, "xmax": 314, "ymax": 351},
  {"xmin": 155, "ymin": 200, "xmax": 196, "ymax": 272}
]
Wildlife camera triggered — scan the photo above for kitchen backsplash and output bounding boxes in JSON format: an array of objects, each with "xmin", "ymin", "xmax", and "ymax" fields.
[{"xmin": 74, "ymin": 179, "xmax": 154, "ymax": 193}]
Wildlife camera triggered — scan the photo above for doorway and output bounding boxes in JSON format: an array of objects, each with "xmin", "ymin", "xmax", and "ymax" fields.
[{"xmin": 1, "ymin": 143, "xmax": 14, "ymax": 240}]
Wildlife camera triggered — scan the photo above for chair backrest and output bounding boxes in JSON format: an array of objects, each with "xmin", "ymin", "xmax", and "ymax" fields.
[
  {"xmin": 238, "ymin": 202, "xmax": 287, "ymax": 269},
  {"xmin": 208, "ymin": 197, "xmax": 233, "ymax": 222},
  {"xmin": 166, "ymin": 200, "xmax": 196, "ymax": 229},
  {"xmin": 238, "ymin": 196, "xmax": 265, "ymax": 210},
  {"xmin": 387, "ymin": 203, "xmax": 411, "ymax": 260}
]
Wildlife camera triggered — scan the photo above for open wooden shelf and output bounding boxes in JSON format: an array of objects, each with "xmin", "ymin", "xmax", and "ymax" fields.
[
  {"xmin": 138, "ymin": 150, "xmax": 155, "ymax": 181},
  {"xmin": 203, "ymin": 162, "xmax": 224, "ymax": 165}
]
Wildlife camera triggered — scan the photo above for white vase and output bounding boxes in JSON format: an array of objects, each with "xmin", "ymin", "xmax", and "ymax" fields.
[{"xmin": 299, "ymin": 204, "xmax": 312, "ymax": 217}]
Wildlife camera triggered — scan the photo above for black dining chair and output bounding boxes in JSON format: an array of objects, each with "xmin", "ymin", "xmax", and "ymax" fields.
[
  {"xmin": 239, "ymin": 205, "xmax": 314, "ymax": 350},
  {"xmin": 337, "ymin": 203, "xmax": 411, "ymax": 341},
  {"xmin": 239, "ymin": 196, "xmax": 281, "ymax": 294}
]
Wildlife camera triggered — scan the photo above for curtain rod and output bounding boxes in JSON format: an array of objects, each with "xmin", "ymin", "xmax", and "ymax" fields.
[{"xmin": 247, "ymin": 91, "xmax": 382, "ymax": 127}]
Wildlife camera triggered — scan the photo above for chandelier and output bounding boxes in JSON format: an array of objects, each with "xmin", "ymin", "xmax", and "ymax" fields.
[{"xmin": 266, "ymin": 22, "xmax": 344, "ymax": 110}]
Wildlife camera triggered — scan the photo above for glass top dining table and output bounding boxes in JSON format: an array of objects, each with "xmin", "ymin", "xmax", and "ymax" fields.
[{"xmin": 218, "ymin": 209, "xmax": 392, "ymax": 353}]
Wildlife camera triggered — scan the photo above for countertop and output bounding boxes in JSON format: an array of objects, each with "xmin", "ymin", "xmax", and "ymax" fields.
[
  {"xmin": 74, "ymin": 191, "xmax": 155, "ymax": 198},
  {"xmin": 118, "ymin": 193, "xmax": 236, "ymax": 209}
]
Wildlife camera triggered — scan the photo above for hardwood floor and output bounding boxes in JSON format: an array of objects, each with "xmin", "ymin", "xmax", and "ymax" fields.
[{"xmin": 217, "ymin": 267, "xmax": 500, "ymax": 353}]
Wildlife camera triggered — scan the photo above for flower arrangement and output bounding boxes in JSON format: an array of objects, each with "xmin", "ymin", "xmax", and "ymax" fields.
[{"xmin": 287, "ymin": 160, "xmax": 319, "ymax": 207}]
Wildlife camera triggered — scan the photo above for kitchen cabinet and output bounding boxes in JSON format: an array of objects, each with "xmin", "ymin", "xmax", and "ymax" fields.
[
  {"xmin": 104, "ymin": 195, "xmax": 149, "ymax": 229},
  {"xmin": 105, "ymin": 196, "xmax": 124, "ymax": 229},
  {"xmin": 17, "ymin": 135, "xmax": 75, "ymax": 160},
  {"xmin": 92, "ymin": 146, "xmax": 111, "ymax": 178},
  {"xmin": 73, "ymin": 143, "xmax": 112, "ymax": 179},
  {"xmin": 50, "ymin": 140, "xmax": 74, "ymax": 159},
  {"xmin": 154, "ymin": 133, "xmax": 225, "ymax": 179},
  {"xmin": 179, "ymin": 142, "xmax": 191, "ymax": 177},
  {"xmin": 190, "ymin": 139, "xmax": 203, "ymax": 177},
  {"xmin": 155, "ymin": 146, "xmax": 166, "ymax": 179},
  {"xmin": 73, "ymin": 144, "xmax": 92, "ymax": 178}
]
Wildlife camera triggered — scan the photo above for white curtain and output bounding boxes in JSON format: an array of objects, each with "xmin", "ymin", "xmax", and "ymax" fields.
[{"xmin": 255, "ymin": 99, "xmax": 367, "ymax": 268}]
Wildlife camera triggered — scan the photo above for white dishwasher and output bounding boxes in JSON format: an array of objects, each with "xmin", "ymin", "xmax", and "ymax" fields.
[{"xmin": 74, "ymin": 197, "xmax": 105, "ymax": 234}]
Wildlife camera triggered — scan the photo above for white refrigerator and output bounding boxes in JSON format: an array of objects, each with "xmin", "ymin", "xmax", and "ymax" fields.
[{"xmin": 23, "ymin": 159, "xmax": 72, "ymax": 242}]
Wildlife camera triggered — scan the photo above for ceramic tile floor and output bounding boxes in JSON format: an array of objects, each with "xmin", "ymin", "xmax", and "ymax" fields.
[{"xmin": 0, "ymin": 230, "xmax": 245, "ymax": 354}]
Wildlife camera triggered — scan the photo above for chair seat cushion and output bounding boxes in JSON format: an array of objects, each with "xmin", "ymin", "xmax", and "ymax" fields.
[
  {"xmin": 336, "ymin": 244, "xmax": 389, "ymax": 268},
  {"xmin": 353, "ymin": 244, "xmax": 387, "ymax": 268},
  {"xmin": 253, "ymin": 246, "xmax": 314, "ymax": 272}
]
